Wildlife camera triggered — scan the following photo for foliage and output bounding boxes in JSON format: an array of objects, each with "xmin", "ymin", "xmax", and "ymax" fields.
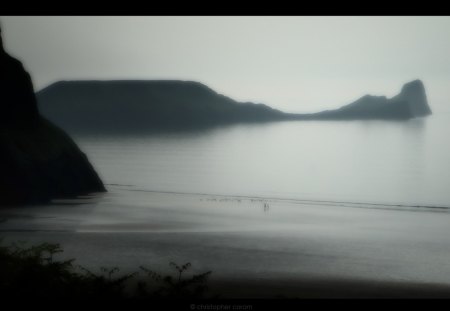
[
  {"xmin": 0, "ymin": 239, "xmax": 212, "ymax": 299},
  {"xmin": 138, "ymin": 262, "xmax": 212, "ymax": 299}
]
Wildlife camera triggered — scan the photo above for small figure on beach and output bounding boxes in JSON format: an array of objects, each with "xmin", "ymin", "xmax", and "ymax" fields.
[{"xmin": 263, "ymin": 202, "xmax": 269, "ymax": 212}]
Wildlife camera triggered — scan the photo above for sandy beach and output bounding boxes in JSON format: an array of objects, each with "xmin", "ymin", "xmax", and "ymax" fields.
[{"xmin": 2, "ymin": 186, "xmax": 450, "ymax": 298}]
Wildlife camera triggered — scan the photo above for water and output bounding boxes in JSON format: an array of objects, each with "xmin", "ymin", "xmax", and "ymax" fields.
[
  {"xmin": 3, "ymin": 114, "xmax": 450, "ymax": 294},
  {"xmin": 76, "ymin": 113, "xmax": 450, "ymax": 208}
]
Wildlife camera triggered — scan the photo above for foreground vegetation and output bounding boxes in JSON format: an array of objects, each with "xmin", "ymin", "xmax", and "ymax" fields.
[{"xmin": 0, "ymin": 239, "xmax": 212, "ymax": 299}]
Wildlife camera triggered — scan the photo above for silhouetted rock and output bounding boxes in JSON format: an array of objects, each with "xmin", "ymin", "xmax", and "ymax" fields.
[
  {"xmin": 37, "ymin": 80, "xmax": 286, "ymax": 134},
  {"xmin": 0, "ymin": 47, "xmax": 39, "ymax": 129},
  {"xmin": 299, "ymin": 79, "xmax": 432, "ymax": 120},
  {"xmin": 391, "ymin": 80, "xmax": 431, "ymax": 117},
  {"xmin": 0, "ymin": 118, "xmax": 106, "ymax": 205},
  {"xmin": 37, "ymin": 79, "xmax": 432, "ymax": 134},
  {"xmin": 0, "ymin": 34, "xmax": 105, "ymax": 205}
]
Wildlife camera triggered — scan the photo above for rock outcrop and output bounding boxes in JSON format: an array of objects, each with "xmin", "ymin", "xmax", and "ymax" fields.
[
  {"xmin": 302, "ymin": 79, "xmax": 432, "ymax": 120},
  {"xmin": 0, "ymin": 118, "xmax": 106, "ymax": 205},
  {"xmin": 390, "ymin": 79, "xmax": 431, "ymax": 118},
  {"xmin": 0, "ymin": 42, "xmax": 105, "ymax": 205}
]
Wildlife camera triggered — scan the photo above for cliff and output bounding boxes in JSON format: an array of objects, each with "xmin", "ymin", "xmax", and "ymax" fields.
[
  {"xmin": 298, "ymin": 79, "xmax": 432, "ymax": 120},
  {"xmin": 0, "ymin": 50, "xmax": 105, "ymax": 206},
  {"xmin": 0, "ymin": 118, "xmax": 106, "ymax": 205},
  {"xmin": 36, "ymin": 79, "xmax": 432, "ymax": 135},
  {"xmin": 37, "ymin": 80, "xmax": 286, "ymax": 134}
]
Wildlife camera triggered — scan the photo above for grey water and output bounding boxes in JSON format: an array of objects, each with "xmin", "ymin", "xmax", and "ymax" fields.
[
  {"xmin": 75, "ymin": 113, "xmax": 450, "ymax": 209},
  {"xmin": 4, "ymin": 113, "xmax": 450, "ymax": 291}
]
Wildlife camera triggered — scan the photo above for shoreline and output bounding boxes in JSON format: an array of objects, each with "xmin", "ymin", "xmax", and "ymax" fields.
[
  {"xmin": 2, "ymin": 188, "xmax": 450, "ymax": 298},
  {"xmin": 106, "ymin": 185, "xmax": 450, "ymax": 212}
]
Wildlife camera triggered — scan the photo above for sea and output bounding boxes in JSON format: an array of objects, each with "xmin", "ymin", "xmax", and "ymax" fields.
[
  {"xmin": 76, "ymin": 112, "xmax": 450, "ymax": 208},
  {"xmin": 3, "ymin": 112, "xmax": 450, "ymax": 294}
]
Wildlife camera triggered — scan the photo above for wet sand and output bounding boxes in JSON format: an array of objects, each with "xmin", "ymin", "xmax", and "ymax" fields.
[{"xmin": 2, "ymin": 187, "xmax": 450, "ymax": 298}]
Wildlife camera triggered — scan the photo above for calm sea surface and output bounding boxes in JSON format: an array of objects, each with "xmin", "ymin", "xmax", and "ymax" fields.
[
  {"xmin": 74, "ymin": 113, "xmax": 450, "ymax": 208},
  {"xmin": 3, "ymin": 113, "xmax": 450, "ymax": 289}
]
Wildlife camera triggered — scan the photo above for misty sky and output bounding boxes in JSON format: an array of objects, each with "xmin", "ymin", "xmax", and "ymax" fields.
[{"xmin": 1, "ymin": 16, "xmax": 450, "ymax": 113}]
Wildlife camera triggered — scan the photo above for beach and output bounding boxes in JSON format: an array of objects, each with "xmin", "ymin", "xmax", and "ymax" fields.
[{"xmin": 2, "ymin": 186, "xmax": 450, "ymax": 298}]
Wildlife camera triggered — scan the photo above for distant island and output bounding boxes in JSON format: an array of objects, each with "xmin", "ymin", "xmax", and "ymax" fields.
[{"xmin": 37, "ymin": 79, "xmax": 431, "ymax": 134}]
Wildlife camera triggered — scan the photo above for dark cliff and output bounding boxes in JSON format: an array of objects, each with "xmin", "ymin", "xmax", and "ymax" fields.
[
  {"xmin": 37, "ymin": 80, "xmax": 286, "ymax": 134},
  {"xmin": 0, "ymin": 51, "xmax": 105, "ymax": 206}
]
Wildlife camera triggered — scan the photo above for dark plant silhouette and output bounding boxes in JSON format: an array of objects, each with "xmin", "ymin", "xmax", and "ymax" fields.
[
  {"xmin": 138, "ymin": 262, "xmax": 212, "ymax": 299},
  {"xmin": 0, "ymin": 239, "xmax": 212, "ymax": 299}
]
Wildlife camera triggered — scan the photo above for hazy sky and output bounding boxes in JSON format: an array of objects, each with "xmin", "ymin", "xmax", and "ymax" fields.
[{"xmin": 1, "ymin": 16, "xmax": 450, "ymax": 113}]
